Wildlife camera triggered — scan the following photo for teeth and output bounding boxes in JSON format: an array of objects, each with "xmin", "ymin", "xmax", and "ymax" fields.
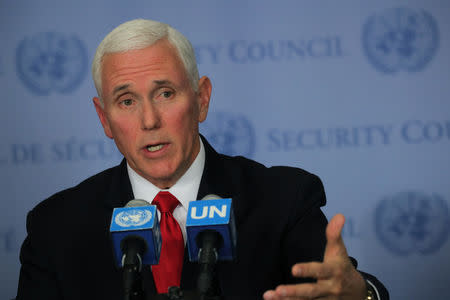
[{"xmin": 147, "ymin": 144, "xmax": 163, "ymax": 152}]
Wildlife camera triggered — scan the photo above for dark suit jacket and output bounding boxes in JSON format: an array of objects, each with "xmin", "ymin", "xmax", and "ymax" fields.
[{"xmin": 17, "ymin": 138, "xmax": 388, "ymax": 299}]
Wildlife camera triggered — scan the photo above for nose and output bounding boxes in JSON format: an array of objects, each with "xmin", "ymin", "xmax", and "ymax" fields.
[{"xmin": 141, "ymin": 101, "xmax": 161, "ymax": 130}]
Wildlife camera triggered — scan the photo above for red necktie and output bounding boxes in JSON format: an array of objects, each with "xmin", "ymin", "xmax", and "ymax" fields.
[{"xmin": 151, "ymin": 191, "xmax": 184, "ymax": 294}]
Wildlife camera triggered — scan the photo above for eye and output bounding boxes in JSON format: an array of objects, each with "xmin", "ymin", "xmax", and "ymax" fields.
[
  {"xmin": 161, "ymin": 90, "xmax": 173, "ymax": 98},
  {"xmin": 161, "ymin": 91, "xmax": 173, "ymax": 98},
  {"xmin": 156, "ymin": 89, "xmax": 174, "ymax": 101},
  {"xmin": 120, "ymin": 99, "xmax": 133, "ymax": 106}
]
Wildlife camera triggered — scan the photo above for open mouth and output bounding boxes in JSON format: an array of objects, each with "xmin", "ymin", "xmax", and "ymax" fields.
[{"xmin": 146, "ymin": 144, "xmax": 164, "ymax": 152}]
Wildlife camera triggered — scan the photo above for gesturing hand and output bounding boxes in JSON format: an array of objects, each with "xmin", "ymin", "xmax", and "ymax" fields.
[{"xmin": 263, "ymin": 214, "xmax": 367, "ymax": 300}]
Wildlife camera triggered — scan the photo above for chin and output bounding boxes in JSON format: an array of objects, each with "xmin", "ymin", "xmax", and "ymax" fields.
[{"xmin": 144, "ymin": 169, "xmax": 178, "ymax": 186}]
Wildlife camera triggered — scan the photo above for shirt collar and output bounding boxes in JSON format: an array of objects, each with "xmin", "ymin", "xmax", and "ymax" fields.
[{"xmin": 127, "ymin": 137, "xmax": 205, "ymax": 209}]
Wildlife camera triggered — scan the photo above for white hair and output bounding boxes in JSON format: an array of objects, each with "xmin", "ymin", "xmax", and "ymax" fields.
[{"xmin": 92, "ymin": 19, "xmax": 199, "ymax": 105}]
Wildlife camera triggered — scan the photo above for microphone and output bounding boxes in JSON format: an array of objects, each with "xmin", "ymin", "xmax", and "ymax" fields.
[
  {"xmin": 110, "ymin": 199, "xmax": 162, "ymax": 268},
  {"xmin": 110, "ymin": 199, "xmax": 162, "ymax": 300},
  {"xmin": 186, "ymin": 195, "xmax": 237, "ymax": 297},
  {"xmin": 186, "ymin": 195, "xmax": 237, "ymax": 262}
]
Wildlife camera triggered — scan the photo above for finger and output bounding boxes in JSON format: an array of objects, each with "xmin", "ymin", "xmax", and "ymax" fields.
[
  {"xmin": 263, "ymin": 290, "xmax": 303, "ymax": 300},
  {"xmin": 274, "ymin": 282, "xmax": 329, "ymax": 299},
  {"xmin": 292, "ymin": 262, "xmax": 334, "ymax": 279},
  {"xmin": 264, "ymin": 289, "xmax": 312, "ymax": 300},
  {"xmin": 263, "ymin": 290, "xmax": 280, "ymax": 300},
  {"xmin": 326, "ymin": 213, "xmax": 345, "ymax": 244},
  {"xmin": 324, "ymin": 213, "xmax": 348, "ymax": 259}
]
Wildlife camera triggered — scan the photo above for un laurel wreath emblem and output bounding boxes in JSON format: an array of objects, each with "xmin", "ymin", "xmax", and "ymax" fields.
[
  {"xmin": 16, "ymin": 32, "xmax": 88, "ymax": 95},
  {"xmin": 362, "ymin": 7, "xmax": 439, "ymax": 73},
  {"xmin": 200, "ymin": 112, "xmax": 255, "ymax": 157},
  {"xmin": 115, "ymin": 209, "xmax": 153, "ymax": 227},
  {"xmin": 375, "ymin": 191, "xmax": 449, "ymax": 255}
]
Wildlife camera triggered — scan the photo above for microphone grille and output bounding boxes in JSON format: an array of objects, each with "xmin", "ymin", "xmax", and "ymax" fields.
[
  {"xmin": 202, "ymin": 194, "xmax": 222, "ymax": 200},
  {"xmin": 125, "ymin": 199, "xmax": 151, "ymax": 207}
]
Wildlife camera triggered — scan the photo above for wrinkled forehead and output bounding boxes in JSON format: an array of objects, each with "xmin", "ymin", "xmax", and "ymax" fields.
[
  {"xmin": 100, "ymin": 41, "xmax": 190, "ymax": 97},
  {"xmin": 100, "ymin": 38, "xmax": 178, "ymax": 68}
]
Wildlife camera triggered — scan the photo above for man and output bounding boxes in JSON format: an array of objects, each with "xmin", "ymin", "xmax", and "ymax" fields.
[{"xmin": 17, "ymin": 19, "xmax": 388, "ymax": 300}]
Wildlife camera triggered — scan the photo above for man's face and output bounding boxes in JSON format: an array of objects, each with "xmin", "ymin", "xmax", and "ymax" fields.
[{"xmin": 93, "ymin": 39, "xmax": 211, "ymax": 188}]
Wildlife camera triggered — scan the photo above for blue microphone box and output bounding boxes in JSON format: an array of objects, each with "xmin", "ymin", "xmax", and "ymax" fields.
[
  {"xmin": 110, "ymin": 205, "xmax": 161, "ymax": 266},
  {"xmin": 186, "ymin": 198, "xmax": 237, "ymax": 261}
]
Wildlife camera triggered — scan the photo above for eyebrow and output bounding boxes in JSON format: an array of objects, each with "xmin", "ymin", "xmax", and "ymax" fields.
[
  {"xmin": 153, "ymin": 80, "xmax": 173, "ymax": 86},
  {"xmin": 112, "ymin": 84, "xmax": 130, "ymax": 96},
  {"xmin": 111, "ymin": 80, "xmax": 176, "ymax": 97}
]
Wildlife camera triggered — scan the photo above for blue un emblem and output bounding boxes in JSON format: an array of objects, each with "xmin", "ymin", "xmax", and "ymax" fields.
[
  {"xmin": 16, "ymin": 32, "xmax": 88, "ymax": 95},
  {"xmin": 375, "ymin": 191, "xmax": 449, "ymax": 255},
  {"xmin": 362, "ymin": 7, "xmax": 439, "ymax": 73},
  {"xmin": 115, "ymin": 209, "xmax": 153, "ymax": 228},
  {"xmin": 201, "ymin": 112, "xmax": 255, "ymax": 157}
]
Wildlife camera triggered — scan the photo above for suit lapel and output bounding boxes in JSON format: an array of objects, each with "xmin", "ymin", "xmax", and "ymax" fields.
[{"xmin": 197, "ymin": 136, "xmax": 238, "ymax": 200}]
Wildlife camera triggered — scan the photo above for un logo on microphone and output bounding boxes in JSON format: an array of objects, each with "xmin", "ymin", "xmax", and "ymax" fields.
[
  {"xmin": 16, "ymin": 32, "xmax": 88, "ymax": 95},
  {"xmin": 362, "ymin": 7, "xmax": 439, "ymax": 73},
  {"xmin": 375, "ymin": 191, "xmax": 449, "ymax": 255},
  {"xmin": 115, "ymin": 209, "xmax": 153, "ymax": 228},
  {"xmin": 201, "ymin": 112, "xmax": 255, "ymax": 157}
]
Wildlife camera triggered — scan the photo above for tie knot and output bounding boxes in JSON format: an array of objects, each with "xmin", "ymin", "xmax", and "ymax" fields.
[{"xmin": 152, "ymin": 191, "xmax": 179, "ymax": 213}]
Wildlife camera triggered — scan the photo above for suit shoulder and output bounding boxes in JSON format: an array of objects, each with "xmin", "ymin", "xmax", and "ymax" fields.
[
  {"xmin": 222, "ymin": 154, "xmax": 321, "ymax": 186},
  {"xmin": 217, "ymin": 154, "xmax": 326, "ymax": 226},
  {"xmin": 31, "ymin": 164, "xmax": 122, "ymax": 216}
]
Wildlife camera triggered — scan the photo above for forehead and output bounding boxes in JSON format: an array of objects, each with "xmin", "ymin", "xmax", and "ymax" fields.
[{"xmin": 100, "ymin": 39, "xmax": 188, "ymax": 96}]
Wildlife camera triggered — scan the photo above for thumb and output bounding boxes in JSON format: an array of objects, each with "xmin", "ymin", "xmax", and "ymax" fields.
[{"xmin": 324, "ymin": 213, "xmax": 348, "ymax": 260}]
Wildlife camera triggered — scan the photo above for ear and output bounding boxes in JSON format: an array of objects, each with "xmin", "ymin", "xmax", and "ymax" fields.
[
  {"xmin": 93, "ymin": 97, "xmax": 113, "ymax": 139},
  {"xmin": 197, "ymin": 76, "xmax": 212, "ymax": 123}
]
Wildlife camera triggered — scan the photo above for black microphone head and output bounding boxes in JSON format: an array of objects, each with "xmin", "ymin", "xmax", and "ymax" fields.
[
  {"xmin": 202, "ymin": 194, "xmax": 222, "ymax": 200},
  {"xmin": 125, "ymin": 199, "xmax": 151, "ymax": 207},
  {"xmin": 120, "ymin": 235, "xmax": 147, "ymax": 255},
  {"xmin": 195, "ymin": 229, "xmax": 224, "ymax": 250}
]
